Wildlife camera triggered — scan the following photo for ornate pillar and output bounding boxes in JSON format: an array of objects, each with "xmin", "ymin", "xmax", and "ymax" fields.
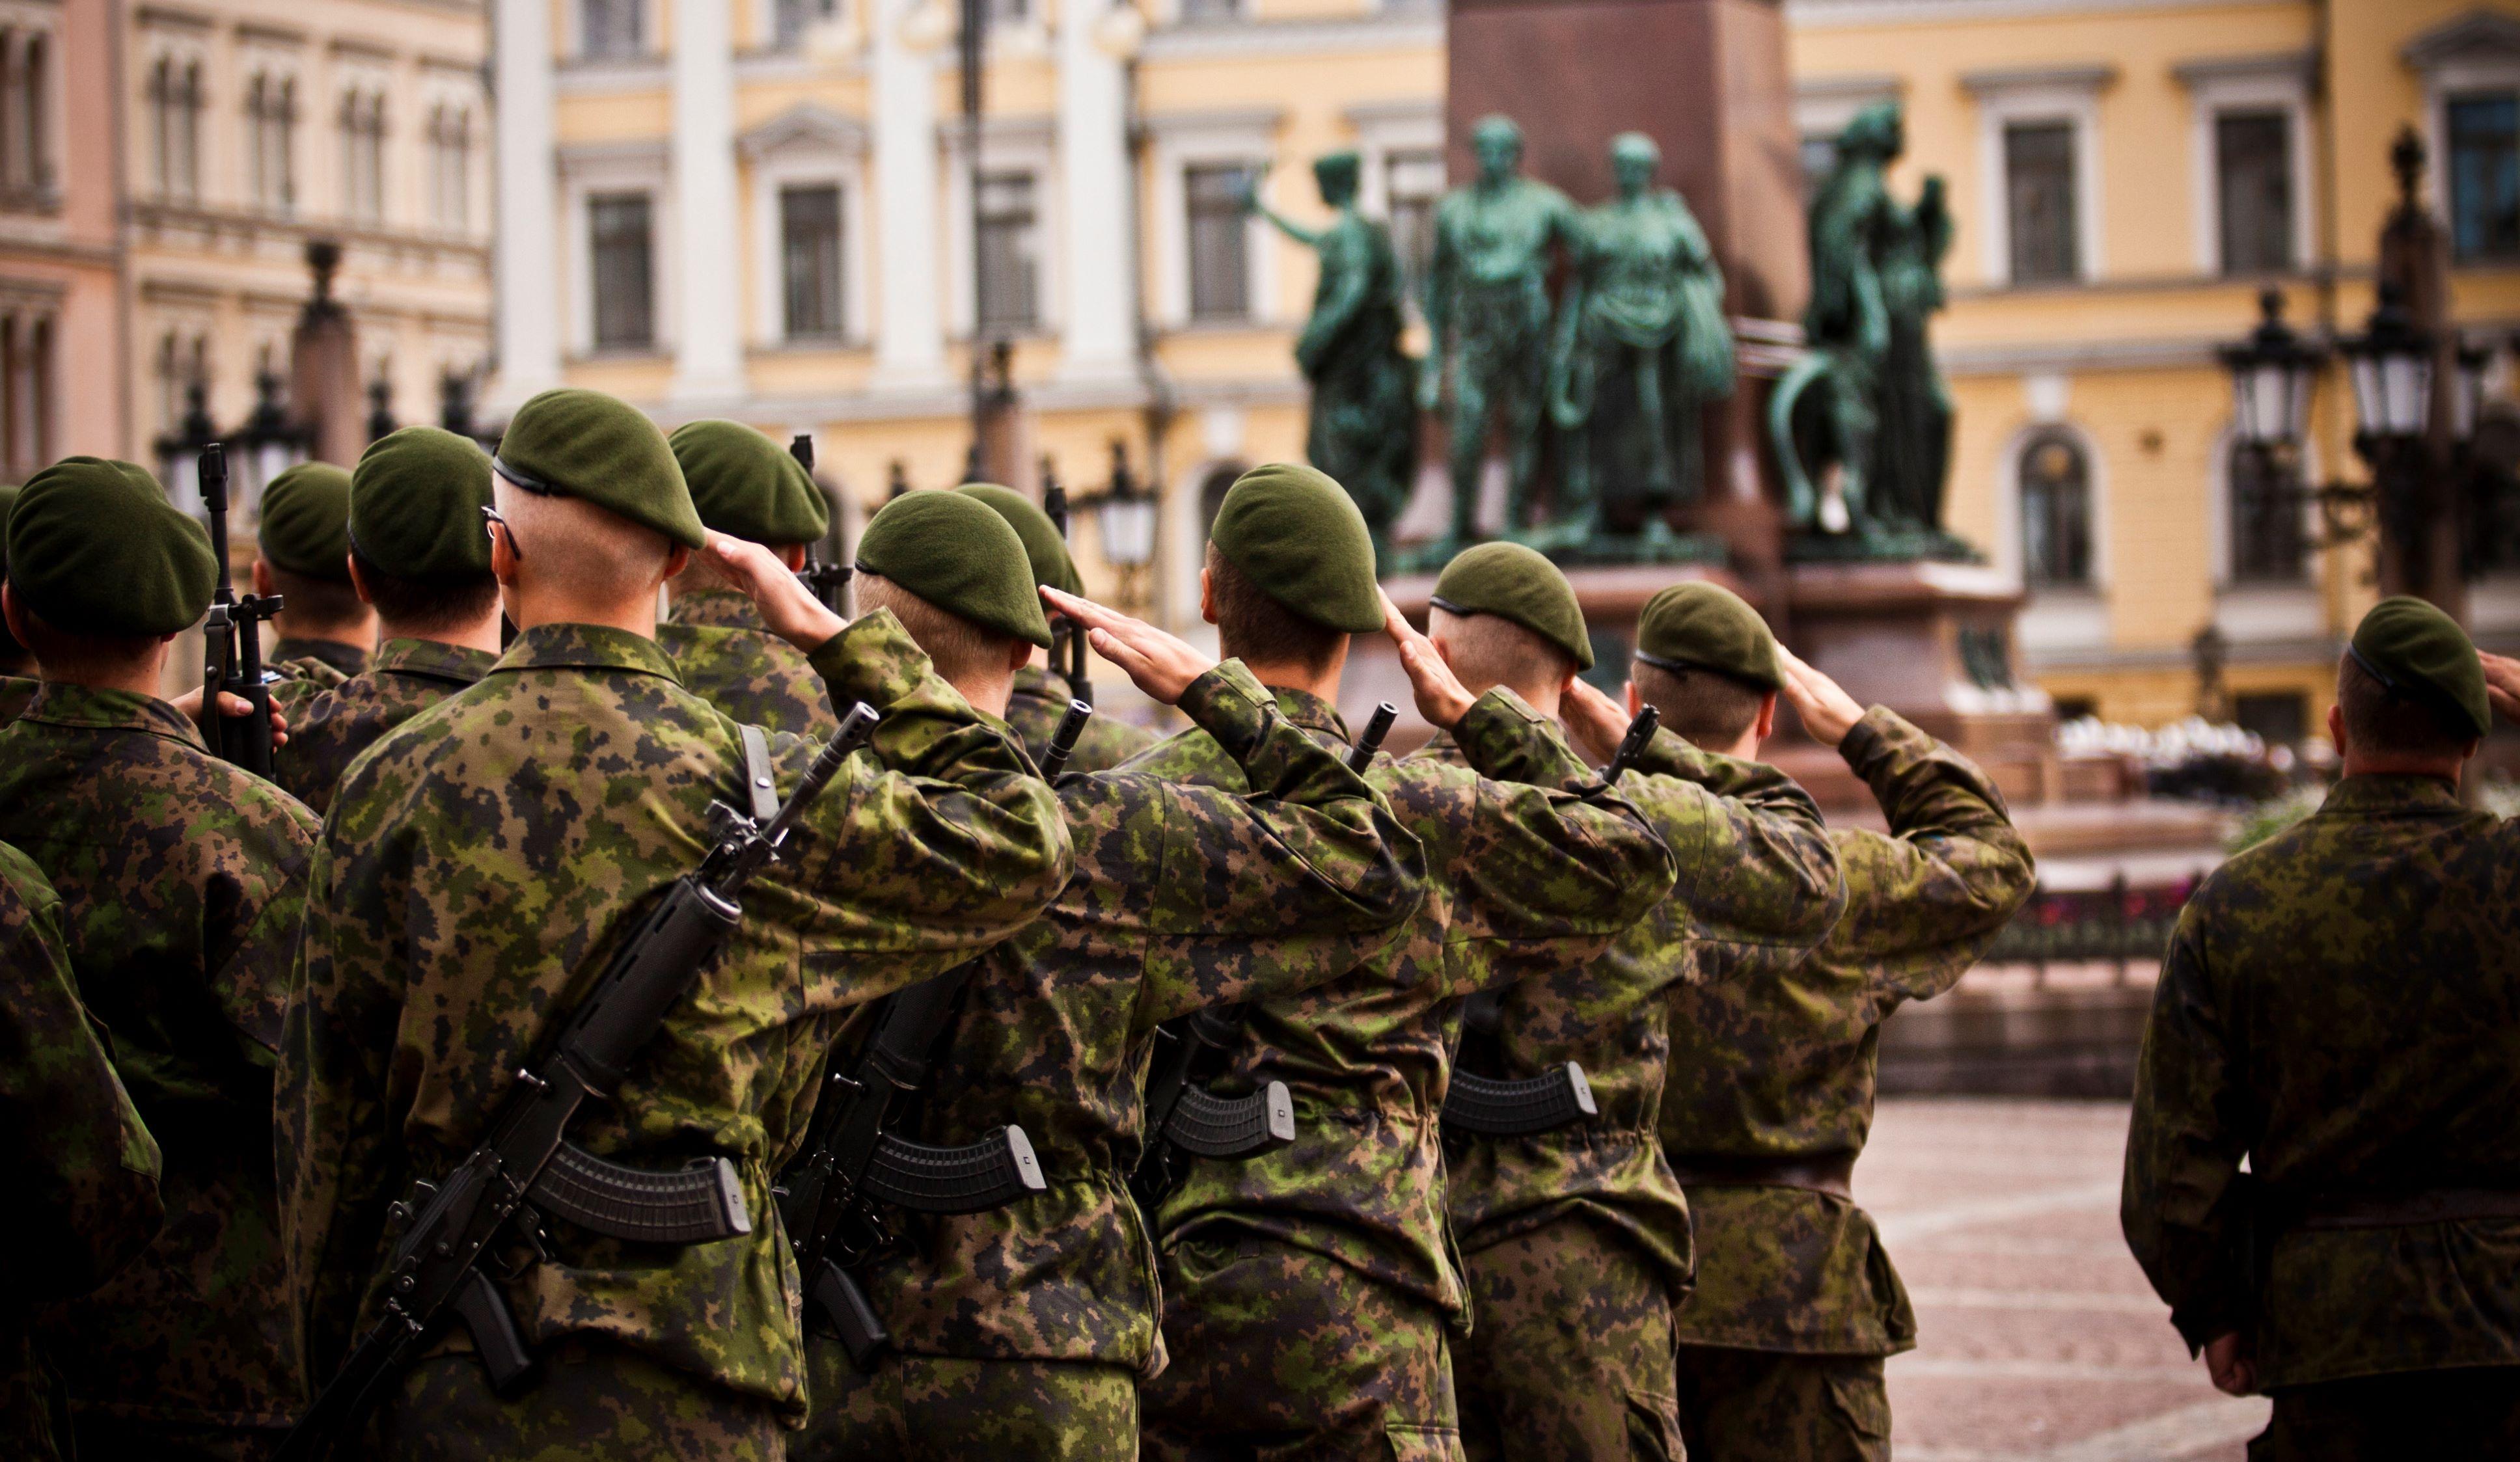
[
  {"xmin": 873, "ymin": 0, "xmax": 948, "ymax": 386},
  {"xmin": 489, "ymin": 0, "xmax": 559, "ymax": 413},
  {"xmin": 670, "ymin": 0, "xmax": 746, "ymax": 403}
]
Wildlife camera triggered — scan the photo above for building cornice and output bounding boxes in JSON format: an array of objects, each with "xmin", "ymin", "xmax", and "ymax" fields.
[
  {"xmin": 1142, "ymin": 13, "xmax": 1441, "ymax": 62},
  {"xmin": 1790, "ymin": 0, "xmax": 2248, "ymax": 27},
  {"xmin": 738, "ymin": 102, "xmax": 871, "ymax": 159},
  {"xmin": 1959, "ymin": 62, "xmax": 2116, "ymax": 96},
  {"xmin": 1145, "ymin": 105, "xmax": 1287, "ymax": 141},
  {"xmin": 2171, "ymin": 49, "xmax": 2314, "ymax": 90},
  {"xmin": 2404, "ymin": 10, "xmax": 2520, "ymax": 71},
  {"xmin": 554, "ymin": 137, "xmax": 671, "ymax": 176}
]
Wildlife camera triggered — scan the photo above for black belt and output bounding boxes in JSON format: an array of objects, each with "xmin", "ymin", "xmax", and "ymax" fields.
[
  {"xmin": 1667, "ymin": 1152, "xmax": 1855, "ymax": 1202},
  {"xmin": 2295, "ymin": 1187, "xmax": 2520, "ymax": 1231}
]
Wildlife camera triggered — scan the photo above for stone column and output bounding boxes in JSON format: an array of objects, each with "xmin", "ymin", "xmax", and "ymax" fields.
[
  {"xmin": 670, "ymin": 0, "xmax": 746, "ymax": 403},
  {"xmin": 489, "ymin": 0, "xmax": 558, "ymax": 413},
  {"xmin": 873, "ymin": 0, "xmax": 948, "ymax": 387},
  {"xmin": 1056, "ymin": 0, "xmax": 1133, "ymax": 385}
]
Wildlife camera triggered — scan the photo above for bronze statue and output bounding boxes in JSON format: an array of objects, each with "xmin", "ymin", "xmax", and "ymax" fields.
[
  {"xmin": 1246, "ymin": 151, "xmax": 1417, "ymax": 562},
  {"xmin": 1421, "ymin": 115, "xmax": 1582, "ymax": 552},
  {"xmin": 1545, "ymin": 133, "xmax": 1734, "ymax": 554},
  {"xmin": 1772, "ymin": 99, "xmax": 1964, "ymax": 552}
]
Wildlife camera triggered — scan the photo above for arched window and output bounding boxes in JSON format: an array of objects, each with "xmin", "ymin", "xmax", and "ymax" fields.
[
  {"xmin": 2226, "ymin": 439, "xmax": 2304, "ymax": 583},
  {"xmin": 2018, "ymin": 429, "xmax": 2093, "ymax": 588}
]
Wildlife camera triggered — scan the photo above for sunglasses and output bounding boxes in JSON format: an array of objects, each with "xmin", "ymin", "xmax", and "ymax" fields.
[{"xmin": 482, "ymin": 504, "xmax": 523, "ymax": 561}]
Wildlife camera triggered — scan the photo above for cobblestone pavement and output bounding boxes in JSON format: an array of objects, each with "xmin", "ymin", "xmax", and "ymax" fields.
[{"xmin": 1863, "ymin": 1098, "xmax": 2269, "ymax": 1461}]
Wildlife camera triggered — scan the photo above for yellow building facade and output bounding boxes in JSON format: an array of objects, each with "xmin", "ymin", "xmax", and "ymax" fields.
[{"xmin": 504, "ymin": 0, "xmax": 2520, "ymax": 731}]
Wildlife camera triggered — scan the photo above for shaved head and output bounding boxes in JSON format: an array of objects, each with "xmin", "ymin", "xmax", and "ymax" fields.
[
  {"xmin": 497, "ymin": 479, "xmax": 679, "ymax": 604},
  {"xmin": 1428, "ymin": 605, "xmax": 1576, "ymax": 713}
]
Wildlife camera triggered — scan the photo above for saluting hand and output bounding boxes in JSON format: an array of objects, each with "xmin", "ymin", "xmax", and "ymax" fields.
[
  {"xmin": 707, "ymin": 532, "xmax": 847, "ymax": 651},
  {"xmin": 1040, "ymin": 586, "xmax": 1214, "ymax": 706},
  {"xmin": 1560, "ymin": 677, "xmax": 1630, "ymax": 765},
  {"xmin": 2484, "ymin": 650, "xmax": 2520, "ymax": 727},
  {"xmin": 1776, "ymin": 645, "xmax": 1866, "ymax": 749},
  {"xmin": 170, "ymin": 686, "xmax": 290, "ymax": 748},
  {"xmin": 1382, "ymin": 592, "xmax": 1476, "ymax": 731}
]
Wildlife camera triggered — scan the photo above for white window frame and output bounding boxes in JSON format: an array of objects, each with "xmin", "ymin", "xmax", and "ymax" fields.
[
  {"xmin": 2206, "ymin": 423, "xmax": 2324, "ymax": 643},
  {"xmin": 559, "ymin": 139, "xmax": 674, "ymax": 358},
  {"xmin": 565, "ymin": 0, "xmax": 658, "ymax": 62},
  {"xmin": 739, "ymin": 103, "xmax": 871, "ymax": 348},
  {"xmin": 2404, "ymin": 16, "xmax": 2520, "ymax": 260},
  {"xmin": 941, "ymin": 115, "xmax": 1059, "ymax": 339},
  {"xmin": 1965, "ymin": 66, "xmax": 2110, "ymax": 288},
  {"xmin": 1149, "ymin": 107, "xmax": 1280, "ymax": 329},
  {"xmin": 1992, "ymin": 399, "xmax": 2111, "ymax": 657},
  {"xmin": 239, "ymin": 39, "xmax": 305, "ymax": 217},
  {"xmin": 1341, "ymin": 98, "xmax": 1439, "ymax": 224},
  {"xmin": 0, "ymin": 4, "xmax": 64, "ymax": 203},
  {"xmin": 137, "ymin": 24, "xmax": 210, "ymax": 204},
  {"xmin": 418, "ymin": 65, "xmax": 486, "ymax": 235},
  {"xmin": 754, "ymin": 0, "xmax": 848, "ymax": 52},
  {"xmin": 1793, "ymin": 74, "xmax": 1902, "ymax": 159},
  {"xmin": 333, "ymin": 57, "xmax": 393, "ymax": 228},
  {"xmin": 2175, "ymin": 54, "xmax": 2315, "ymax": 279}
]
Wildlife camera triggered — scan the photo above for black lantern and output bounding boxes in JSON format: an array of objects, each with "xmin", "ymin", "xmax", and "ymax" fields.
[
  {"xmin": 2217, "ymin": 289, "xmax": 2322, "ymax": 453},
  {"xmin": 2448, "ymin": 336, "xmax": 2492, "ymax": 446},
  {"xmin": 1074, "ymin": 440, "xmax": 1157, "ymax": 610},
  {"xmin": 154, "ymin": 379, "xmax": 221, "ymax": 513},
  {"xmin": 2338, "ymin": 283, "xmax": 2435, "ymax": 449}
]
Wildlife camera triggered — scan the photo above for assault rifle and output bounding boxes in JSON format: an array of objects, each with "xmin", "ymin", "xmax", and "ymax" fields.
[
  {"xmin": 275, "ymin": 707, "xmax": 881, "ymax": 1462},
  {"xmin": 1040, "ymin": 469, "xmax": 1093, "ymax": 708},
  {"xmin": 1129, "ymin": 701, "xmax": 1399, "ymax": 1209},
  {"xmin": 1440, "ymin": 706, "xmax": 1658, "ymax": 1139},
  {"xmin": 197, "ymin": 443, "xmax": 286, "ymax": 776},
  {"xmin": 789, "ymin": 435, "xmax": 854, "ymax": 613},
  {"xmin": 778, "ymin": 699, "xmax": 1090, "ymax": 1370}
]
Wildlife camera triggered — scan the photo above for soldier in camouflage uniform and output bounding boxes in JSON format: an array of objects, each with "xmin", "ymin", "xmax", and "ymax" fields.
[
  {"xmin": 1640, "ymin": 589, "xmax": 2033, "ymax": 1461},
  {"xmin": 0, "ymin": 457, "xmax": 321, "ymax": 1461},
  {"xmin": 796, "ymin": 491, "xmax": 1427, "ymax": 1459},
  {"xmin": 957, "ymin": 482, "xmax": 1158, "ymax": 774},
  {"xmin": 1127, "ymin": 465, "xmax": 1678, "ymax": 1462},
  {"xmin": 2125, "ymin": 598, "xmax": 2520, "ymax": 1461},
  {"xmin": 1, "ymin": 840, "xmax": 165, "ymax": 1461},
  {"xmin": 1428, "ymin": 571, "xmax": 1845, "ymax": 1462},
  {"xmin": 258, "ymin": 462, "xmax": 379, "ymax": 677},
  {"xmin": 0, "ymin": 481, "xmax": 33, "ymax": 727},
  {"xmin": 659, "ymin": 420, "xmax": 841, "ymax": 737},
  {"xmin": 281, "ymin": 389, "xmax": 1071, "ymax": 1460},
  {"xmin": 267, "ymin": 427, "xmax": 504, "ymax": 815}
]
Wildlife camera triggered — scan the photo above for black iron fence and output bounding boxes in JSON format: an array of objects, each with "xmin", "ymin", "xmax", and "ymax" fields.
[{"xmin": 1982, "ymin": 873, "xmax": 2199, "ymax": 982}]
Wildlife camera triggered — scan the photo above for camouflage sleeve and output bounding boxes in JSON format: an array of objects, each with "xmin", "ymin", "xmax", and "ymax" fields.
[
  {"xmin": 209, "ymin": 786, "xmax": 322, "ymax": 1062},
  {"xmin": 1423, "ymin": 688, "xmax": 1679, "ymax": 997},
  {"xmin": 2121, "ymin": 904, "xmax": 2255, "ymax": 1354},
  {"xmin": 1129, "ymin": 660, "xmax": 1425, "ymax": 1027},
  {"xmin": 1619, "ymin": 724, "xmax": 1844, "ymax": 963},
  {"xmin": 0, "ymin": 844, "xmax": 165, "ymax": 1303},
  {"xmin": 1837, "ymin": 707, "xmax": 2036, "ymax": 1009},
  {"xmin": 779, "ymin": 610, "xmax": 1072, "ymax": 995}
]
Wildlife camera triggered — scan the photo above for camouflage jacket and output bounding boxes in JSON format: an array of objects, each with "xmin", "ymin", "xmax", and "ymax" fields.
[
  {"xmin": 658, "ymin": 588, "xmax": 840, "ymax": 737},
  {"xmin": 1439, "ymin": 722, "xmax": 1843, "ymax": 1306},
  {"xmin": 0, "ymin": 841, "xmax": 166, "ymax": 1461},
  {"xmin": 0, "ymin": 683, "xmax": 320, "ymax": 1429},
  {"xmin": 268, "ymin": 638, "xmax": 498, "ymax": 815},
  {"xmin": 270, "ymin": 636, "xmax": 372, "ymax": 681},
  {"xmin": 1004, "ymin": 663, "xmax": 1157, "ymax": 775},
  {"xmin": 280, "ymin": 612, "xmax": 1070, "ymax": 1417},
  {"xmin": 2124, "ymin": 773, "xmax": 2520, "ymax": 1389},
  {"xmin": 0, "ymin": 675, "xmax": 34, "ymax": 730},
  {"xmin": 1121, "ymin": 686, "xmax": 1675, "ymax": 1318},
  {"xmin": 1665, "ymin": 709, "xmax": 2031, "ymax": 1355},
  {"xmin": 860, "ymin": 660, "xmax": 1425, "ymax": 1374}
]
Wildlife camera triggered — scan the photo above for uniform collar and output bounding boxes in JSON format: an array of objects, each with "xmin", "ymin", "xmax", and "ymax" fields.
[
  {"xmin": 1011, "ymin": 663, "xmax": 1065, "ymax": 704},
  {"xmin": 20, "ymin": 681, "xmax": 205, "ymax": 748},
  {"xmin": 491, "ymin": 623, "xmax": 684, "ymax": 683},
  {"xmin": 1267, "ymin": 685, "xmax": 1351, "ymax": 742},
  {"xmin": 374, "ymin": 637, "xmax": 500, "ymax": 686},
  {"xmin": 2320, "ymin": 772, "xmax": 2467, "ymax": 817},
  {"xmin": 668, "ymin": 588, "xmax": 769, "ymax": 634}
]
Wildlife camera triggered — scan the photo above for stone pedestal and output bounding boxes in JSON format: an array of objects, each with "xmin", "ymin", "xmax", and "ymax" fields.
[{"xmin": 1778, "ymin": 560, "xmax": 2058, "ymax": 807}]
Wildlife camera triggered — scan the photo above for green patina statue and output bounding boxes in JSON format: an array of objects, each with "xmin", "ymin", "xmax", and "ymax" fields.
[
  {"xmin": 1246, "ymin": 150, "xmax": 1418, "ymax": 563},
  {"xmin": 1421, "ymin": 115, "xmax": 1583, "ymax": 552},
  {"xmin": 1546, "ymin": 132, "xmax": 1736, "ymax": 556},
  {"xmin": 1773, "ymin": 98, "xmax": 1969, "ymax": 557}
]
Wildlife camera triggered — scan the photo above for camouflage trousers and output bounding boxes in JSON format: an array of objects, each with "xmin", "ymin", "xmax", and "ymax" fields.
[
  {"xmin": 365, "ymin": 1338, "xmax": 789, "ymax": 1461},
  {"xmin": 1670, "ymin": 1346, "xmax": 1887, "ymax": 1462},
  {"xmin": 2248, "ymin": 1365, "xmax": 2520, "ymax": 1461},
  {"xmin": 1456, "ymin": 1217, "xmax": 1684, "ymax": 1462},
  {"xmin": 2, "ymin": 1326, "xmax": 70, "ymax": 1462},
  {"xmin": 70, "ymin": 1413, "xmax": 284, "ymax": 1461},
  {"xmin": 791, "ymin": 1336, "xmax": 1138, "ymax": 1461},
  {"xmin": 1140, "ymin": 1230, "xmax": 1466, "ymax": 1462}
]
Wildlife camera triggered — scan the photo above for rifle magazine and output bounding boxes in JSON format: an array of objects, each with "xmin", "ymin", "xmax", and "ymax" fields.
[
  {"xmin": 1163, "ymin": 1081, "xmax": 1298, "ymax": 1159},
  {"xmin": 859, "ymin": 1126, "xmax": 1046, "ymax": 1213}
]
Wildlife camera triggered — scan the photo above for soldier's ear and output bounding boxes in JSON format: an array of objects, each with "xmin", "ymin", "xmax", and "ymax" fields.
[
  {"xmin": 2325, "ymin": 701, "xmax": 2348, "ymax": 759},
  {"xmin": 1755, "ymin": 691, "xmax": 1779, "ymax": 744},
  {"xmin": 1198, "ymin": 565, "xmax": 1218, "ymax": 627},
  {"xmin": 1623, "ymin": 679, "xmax": 1641, "ymax": 718}
]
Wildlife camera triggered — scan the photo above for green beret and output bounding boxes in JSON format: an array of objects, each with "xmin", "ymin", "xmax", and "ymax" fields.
[
  {"xmin": 492, "ymin": 388, "xmax": 705, "ymax": 550},
  {"xmin": 856, "ymin": 490, "xmax": 1054, "ymax": 649},
  {"xmin": 1208, "ymin": 463, "xmax": 1382, "ymax": 634},
  {"xmin": 1431, "ymin": 541, "xmax": 1593, "ymax": 670},
  {"xmin": 1635, "ymin": 581, "xmax": 1780, "ymax": 690},
  {"xmin": 0, "ymin": 482, "xmax": 18, "ymax": 565},
  {"xmin": 6, "ymin": 457, "xmax": 216, "ymax": 638},
  {"xmin": 669, "ymin": 420, "xmax": 830, "ymax": 547},
  {"xmin": 2349, "ymin": 595, "xmax": 2490, "ymax": 739},
  {"xmin": 258, "ymin": 463, "xmax": 355, "ymax": 581},
  {"xmin": 954, "ymin": 482, "xmax": 1082, "ymax": 597},
  {"xmin": 350, "ymin": 427, "xmax": 497, "ymax": 579}
]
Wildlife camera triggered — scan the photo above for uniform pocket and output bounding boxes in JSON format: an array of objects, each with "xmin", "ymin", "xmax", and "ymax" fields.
[
  {"xmin": 1623, "ymin": 1387, "xmax": 1684, "ymax": 1462},
  {"xmin": 1824, "ymin": 1362, "xmax": 1892, "ymax": 1450},
  {"xmin": 1384, "ymin": 1421, "xmax": 1466, "ymax": 1462}
]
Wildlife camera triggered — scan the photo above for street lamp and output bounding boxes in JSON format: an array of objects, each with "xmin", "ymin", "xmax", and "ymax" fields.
[
  {"xmin": 237, "ymin": 368, "xmax": 308, "ymax": 513},
  {"xmin": 2336, "ymin": 282, "xmax": 2434, "ymax": 450},
  {"xmin": 1078, "ymin": 439, "xmax": 1158, "ymax": 609},
  {"xmin": 2217, "ymin": 289, "xmax": 2320, "ymax": 453}
]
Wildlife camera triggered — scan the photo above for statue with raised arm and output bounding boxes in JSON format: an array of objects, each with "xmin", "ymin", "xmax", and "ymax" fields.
[
  {"xmin": 1246, "ymin": 151, "xmax": 1416, "ymax": 563},
  {"xmin": 1771, "ymin": 99, "xmax": 1966, "ymax": 554},
  {"xmin": 1421, "ymin": 115, "xmax": 1582, "ymax": 553},
  {"xmin": 1546, "ymin": 133, "xmax": 1736, "ymax": 554}
]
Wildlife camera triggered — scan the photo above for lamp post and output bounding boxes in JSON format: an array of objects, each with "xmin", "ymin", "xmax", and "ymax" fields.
[{"xmin": 1078, "ymin": 439, "xmax": 1158, "ymax": 611}]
